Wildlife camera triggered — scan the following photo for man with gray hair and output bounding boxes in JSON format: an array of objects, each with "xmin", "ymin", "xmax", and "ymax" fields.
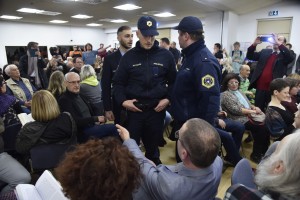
[
  {"xmin": 225, "ymin": 130, "xmax": 300, "ymax": 199},
  {"xmin": 117, "ymin": 118, "xmax": 223, "ymax": 200}
]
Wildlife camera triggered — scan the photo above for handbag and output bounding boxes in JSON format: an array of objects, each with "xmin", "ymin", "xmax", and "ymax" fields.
[{"xmin": 248, "ymin": 112, "xmax": 266, "ymax": 125}]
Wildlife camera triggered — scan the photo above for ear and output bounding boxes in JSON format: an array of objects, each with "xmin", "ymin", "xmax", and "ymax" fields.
[
  {"xmin": 273, "ymin": 160, "xmax": 284, "ymax": 174},
  {"xmin": 274, "ymin": 90, "xmax": 279, "ymax": 95}
]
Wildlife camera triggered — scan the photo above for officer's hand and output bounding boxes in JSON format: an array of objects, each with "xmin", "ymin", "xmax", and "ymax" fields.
[
  {"xmin": 122, "ymin": 99, "xmax": 142, "ymax": 112},
  {"xmin": 105, "ymin": 111, "xmax": 115, "ymax": 121},
  {"xmin": 97, "ymin": 116, "xmax": 106, "ymax": 123},
  {"xmin": 154, "ymin": 98, "xmax": 170, "ymax": 112},
  {"xmin": 116, "ymin": 124, "xmax": 130, "ymax": 141}
]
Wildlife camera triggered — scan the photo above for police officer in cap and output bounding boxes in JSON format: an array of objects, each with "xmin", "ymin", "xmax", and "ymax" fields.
[
  {"xmin": 170, "ymin": 16, "xmax": 222, "ymax": 162},
  {"xmin": 113, "ymin": 16, "xmax": 177, "ymax": 165}
]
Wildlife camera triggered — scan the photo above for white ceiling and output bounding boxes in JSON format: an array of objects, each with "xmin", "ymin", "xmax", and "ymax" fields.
[{"xmin": 0, "ymin": 0, "xmax": 291, "ymax": 29}]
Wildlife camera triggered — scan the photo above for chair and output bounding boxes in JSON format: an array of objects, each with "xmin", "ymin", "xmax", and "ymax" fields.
[
  {"xmin": 2, "ymin": 123, "xmax": 22, "ymax": 152},
  {"xmin": 29, "ymin": 136, "xmax": 77, "ymax": 173},
  {"xmin": 231, "ymin": 158, "xmax": 257, "ymax": 189}
]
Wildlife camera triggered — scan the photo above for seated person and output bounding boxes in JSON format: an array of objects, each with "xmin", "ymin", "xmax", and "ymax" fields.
[
  {"xmin": 239, "ymin": 64, "xmax": 255, "ymax": 104},
  {"xmin": 215, "ymin": 110, "xmax": 244, "ymax": 166},
  {"xmin": 0, "ymin": 75, "xmax": 22, "ymax": 127},
  {"xmin": 117, "ymin": 118, "xmax": 223, "ymax": 200},
  {"xmin": 55, "ymin": 137, "xmax": 140, "ymax": 200},
  {"xmin": 47, "ymin": 71, "xmax": 66, "ymax": 101},
  {"xmin": 16, "ymin": 90, "xmax": 76, "ymax": 156},
  {"xmin": 58, "ymin": 72, "xmax": 118, "ymax": 142},
  {"xmin": 4, "ymin": 64, "xmax": 36, "ymax": 114},
  {"xmin": 224, "ymin": 129, "xmax": 300, "ymax": 200},
  {"xmin": 265, "ymin": 78, "xmax": 297, "ymax": 140},
  {"xmin": 281, "ymin": 77, "xmax": 299, "ymax": 114},
  {"xmin": 221, "ymin": 73, "xmax": 270, "ymax": 164},
  {"xmin": 0, "ymin": 118, "xmax": 31, "ymax": 196}
]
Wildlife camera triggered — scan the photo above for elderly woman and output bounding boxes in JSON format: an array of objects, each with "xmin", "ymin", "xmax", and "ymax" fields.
[
  {"xmin": 55, "ymin": 138, "xmax": 140, "ymax": 200},
  {"xmin": 5, "ymin": 64, "xmax": 36, "ymax": 114},
  {"xmin": 221, "ymin": 73, "xmax": 270, "ymax": 163},
  {"xmin": 0, "ymin": 75, "xmax": 22, "ymax": 127},
  {"xmin": 47, "ymin": 71, "xmax": 66, "ymax": 100},
  {"xmin": 16, "ymin": 90, "xmax": 76, "ymax": 156},
  {"xmin": 80, "ymin": 65, "xmax": 103, "ymax": 115},
  {"xmin": 265, "ymin": 78, "xmax": 297, "ymax": 141}
]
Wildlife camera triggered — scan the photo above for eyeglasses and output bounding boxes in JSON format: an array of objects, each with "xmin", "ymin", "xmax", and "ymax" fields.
[
  {"xmin": 175, "ymin": 130, "xmax": 190, "ymax": 156},
  {"xmin": 228, "ymin": 81, "xmax": 239, "ymax": 86},
  {"xmin": 67, "ymin": 80, "xmax": 80, "ymax": 84},
  {"xmin": 2, "ymin": 81, "xmax": 6, "ymax": 85}
]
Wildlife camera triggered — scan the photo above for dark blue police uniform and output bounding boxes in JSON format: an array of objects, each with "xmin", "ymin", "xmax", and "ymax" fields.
[{"xmin": 113, "ymin": 40, "xmax": 176, "ymax": 163}]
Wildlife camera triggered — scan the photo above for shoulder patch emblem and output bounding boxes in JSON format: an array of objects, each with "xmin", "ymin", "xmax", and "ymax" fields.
[{"xmin": 201, "ymin": 74, "xmax": 215, "ymax": 89}]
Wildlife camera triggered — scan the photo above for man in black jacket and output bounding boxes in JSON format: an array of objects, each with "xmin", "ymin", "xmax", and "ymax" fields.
[
  {"xmin": 101, "ymin": 26, "xmax": 133, "ymax": 124},
  {"xmin": 59, "ymin": 72, "xmax": 118, "ymax": 142},
  {"xmin": 247, "ymin": 34, "xmax": 293, "ymax": 111},
  {"xmin": 113, "ymin": 16, "xmax": 177, "ymax": 165}
]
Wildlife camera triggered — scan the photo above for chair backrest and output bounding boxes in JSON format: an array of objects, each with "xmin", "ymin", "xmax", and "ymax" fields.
[
  {"xmin": 29, "ymin": 136, "xmax": 77, "ymax": 172},
  {"xmin": 3, "ymin": 123, "xmax": 22, "ymax": 152},
  {"xmin": 231, "ymin": 158, "xmax": 257, "ymax": 189}
]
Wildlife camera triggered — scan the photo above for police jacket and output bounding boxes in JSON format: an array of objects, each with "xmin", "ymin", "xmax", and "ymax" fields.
[
  {"xmin": 170, "ymin": 39, "xmax": 222, "ymax": 125},
  {"xmin": 113, "ymin": 40, "xmax": 177, "ymax": 106}
]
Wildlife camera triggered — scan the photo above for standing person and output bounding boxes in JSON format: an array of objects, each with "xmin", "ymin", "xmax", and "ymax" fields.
[
  {"xmin": 82, "ymin": 43, "xmax": 98, "ymax": 65},
  {"xmin": 170, "ymin": 16, "xmax": 221, "ymax": 161},
  {"xmin": 19, "ymin": 41, "xmax": 48, "ymax": 89},
  {"xmin": 246, "ymin": 34, "xmax": 293, "ymax": 112},
  {"xmin": 97, "ymin": 43, "xmax": 111, "ymax": 59},
  {"xmin": 231, "ymin": 42, "xmax": 245, "ymax": 74},
  {"xmin": 102, "ymin": 26, "xmax": 133, "ymax": 124},
  {"xmin": 285, "ymin": 43, "xmax": 296, "ymax": 75},
  {"xmin": 113, "ymin": 16, "xmax": 176, "ymax": 165}
]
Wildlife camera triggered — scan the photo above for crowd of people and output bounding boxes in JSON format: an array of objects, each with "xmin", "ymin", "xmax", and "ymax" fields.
[{"xmin": 1, "ymin": 14, "xmax": 300, "ymax": 200}]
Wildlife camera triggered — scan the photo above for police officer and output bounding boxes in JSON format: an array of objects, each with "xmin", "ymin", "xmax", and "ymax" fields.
[
  {"xmin": 113, "ymin": 16, "xmax": 177, "ymax": 165},
  {"xmin": 170, "ymin": 16, "xmax": 222, "ymax": 162}
]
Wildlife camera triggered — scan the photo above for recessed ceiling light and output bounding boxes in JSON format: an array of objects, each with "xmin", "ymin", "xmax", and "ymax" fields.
[
  {"xmin": 71, "ymin": 14, "xmax": 93, "ymax": 19},
  {"xmin": 154, "ymin": 12, "xmax": 176, "ymax": 17},
  {"xmin": 0, "ymin": 15, "xmax": 23, "ymax": 20},
  {"xmin": 114, "ymin": 4, "xmax": 141, "ymax": 11},
  {"xmin": 50, "ymin": 20, "xmax": 68, "ymax": 23},
  {"xmin": 111, "ymin": 19, "xmax": 128, "ymax": 23},
  {"xmin": 87, "ymin": 23, "xmax": 102, "ymax": 26},
  {"xmin": 17, "ymin": 8, "xmax": 44, "ymax": 14}
]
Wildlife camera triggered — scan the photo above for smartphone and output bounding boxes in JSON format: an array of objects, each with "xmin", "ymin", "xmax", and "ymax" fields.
[{"xmin": 260, "ymin": 35, "xmax": 272, "ymax": 42}]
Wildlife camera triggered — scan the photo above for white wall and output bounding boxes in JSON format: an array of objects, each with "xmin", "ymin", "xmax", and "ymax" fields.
[
  {"xmin": 203, "ymin": 12, "xmax": 223, "ymax": 53},
  {"xmin": 223, "ymin": 11, "xmax": 239, "ymax": 52},
  {"xmin": 237, "ymin": 1, "xmax": 300, "ymax": 56},
  {"xmin": 0, "ymin": 21, "xmax": 107, "ymax": 68}
]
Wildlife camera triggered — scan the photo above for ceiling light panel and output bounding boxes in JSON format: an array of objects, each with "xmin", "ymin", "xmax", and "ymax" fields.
[
  {"xmin": 87, "ymin": 23, "xmax": 103, "ymax": 26},
  {"xmin": 114, "ymin": 4, "xmax": 141, "ymax": 10},
  {"xmin": 50, "ymin": 20, "xmax": 68, "ymax": 23},
  {"xmin": 154, "ymin": 12, "xmax": 176, "ymax": 17},
  {"xmin": 110, "ymin": 19, "xmax": 128, "ymax": 23},
  {"xmin": 71, "ymin": 14, "xmax": 93, "ymax": 19},
  {"xmin": 0, "ymin": 15, "xmax": 23, "ymax": 20},
  {"xmin": 17, "ymin": 8, "xmax": 44, "ymax": 14}
]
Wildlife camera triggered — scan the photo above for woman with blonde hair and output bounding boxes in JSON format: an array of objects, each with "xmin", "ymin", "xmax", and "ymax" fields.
[
  {"xmin": 47, "ymin": 71, "xmax": 66, "ymax": 100},
  {"xmin": 16, "ymin": 90, "xmax": 76, "ymax": 155},
  {"xmin": 80, "ymin": 65, "xmax": 103, "ymax": 115}
]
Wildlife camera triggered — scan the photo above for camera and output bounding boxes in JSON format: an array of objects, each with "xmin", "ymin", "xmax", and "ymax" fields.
[{"xmin": 260, "ymin": 35, "xmax": 272, "ymax": 42}]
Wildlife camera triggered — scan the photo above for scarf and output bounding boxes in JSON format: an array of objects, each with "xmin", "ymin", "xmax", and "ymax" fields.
[
  {"xmin": 0, "ymin": 94, "xmax": 16, "ymax": 116},
  {"xmin": 229, "ymin": 89, "xmax": 250, "ymax": 109},
  {"xmin": 27, "ymin": 51, "xmax": 41, "ymax": 88}
]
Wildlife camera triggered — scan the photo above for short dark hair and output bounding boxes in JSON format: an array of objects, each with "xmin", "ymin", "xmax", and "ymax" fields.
[
  {"xmin": 85, "ymin": 43, "xmax": 93, "ymax": 50},
  {"xmin": 160, "ymin": 37, "xmax": 170, "ymax": 45},
  {"xmin": 286, "ymin": 43, "xmax": 292, "ymax": 49},
  {"xmin": 270, "ymin": 78, "xmax": 289, "ymax": 95},
  {"xmin": 285, "ymin": 77, "xmax": 299, "ymax": 90},
  {"xmin": 179, "ymin": 30, "xmax": 204, "ymax": 41},
  {"xmin": 181, "ymin": 118, "xmax": 221, "ymax": 168},
  {"xmin": 214, "ymin": 43, "xmax": 222, "ymax": 50},
  {"xmin": 117, "ymin": 26, "xmax": 131, "ymax": 35},
  {"xmin": 233, "ymin": 41, "xmax": 240, "ymax": 46},
  {"xmin": 55, "ymin": 137, "xmax": 141, "ymax": 200},
  {"xmin": 221, "ymin": 73, "xmax": 241, "ymax": 92},
  {"xmin": 27, "ymin": 41, "xmax": 38, "ymax": 50},
  {"xmin": 73, "ymin": 57, "xmax": 82, "ymax": 64}
]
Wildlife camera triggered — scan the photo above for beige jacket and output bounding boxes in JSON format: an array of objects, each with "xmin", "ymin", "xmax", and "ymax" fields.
[{"xmin": 6, "ymin": 78, "xmax": 34, "ymax": 101}]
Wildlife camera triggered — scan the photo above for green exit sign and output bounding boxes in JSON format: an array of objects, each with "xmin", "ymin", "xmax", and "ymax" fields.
[{"xmin": 269, "ymin": 10, "xmax": 279, "ymax": 16}]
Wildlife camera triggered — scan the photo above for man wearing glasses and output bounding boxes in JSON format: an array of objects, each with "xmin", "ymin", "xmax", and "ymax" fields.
[
  {"xmin": 58, "ymin": 72, "xmax": 118, "ymax": 142},
  {"xmin": 117, "ymin": 118, "xmax": 222, "ymax": 200}
]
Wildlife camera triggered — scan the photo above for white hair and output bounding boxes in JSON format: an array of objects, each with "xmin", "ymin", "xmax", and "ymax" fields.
[
  {"xmin": 4, "ymin": 64, "xmax": 17, "ymax": 76},
  {"xmin": 255, "ymin": 130, "xmax": 300, "ymax": 198},
  {"xmin": 65, "ymin": 72, "xmax": 79, "ymax": 82},
  {"xmin": 80, "ymin": 65, "xmax": 96, "ymax": 80}
]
